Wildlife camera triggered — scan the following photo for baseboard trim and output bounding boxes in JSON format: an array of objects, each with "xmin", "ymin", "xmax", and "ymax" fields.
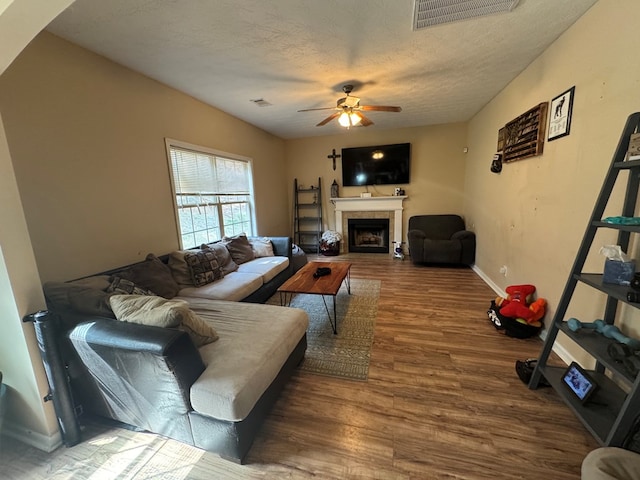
[
  {"xmin": 2, "ymin": 419, "xmax": 62, "ymax": 452},
  {"xmin": 472, "ymin": 264, "xmax": 575, "ymax": 366},
  {"xmin": 471, "ymin": 264, "xmax": 506, "ymax": 298},
  {"xmin": 538, "ymin": 328, "xmax": 574, "ymax": 365}
]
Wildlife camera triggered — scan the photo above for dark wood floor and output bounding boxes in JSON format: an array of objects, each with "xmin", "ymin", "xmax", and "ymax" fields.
[{"xmin": 0, "ymin": 254, "xmax": 597, "ymax": 479}]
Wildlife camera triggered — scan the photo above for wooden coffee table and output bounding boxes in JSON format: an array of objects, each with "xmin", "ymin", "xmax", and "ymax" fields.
[{"xmin": 278, "ymin": 261, "xmax": 352, "ymax": 334}]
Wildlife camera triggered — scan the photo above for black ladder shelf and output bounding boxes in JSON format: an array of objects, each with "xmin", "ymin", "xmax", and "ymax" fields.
[
  {"xmin": 529, "ymin": 112, "xmax": 640, "ymax": 446},
  {"xmin": 293, "ymin": 178, "xmax": 323, "ymax": 253}
]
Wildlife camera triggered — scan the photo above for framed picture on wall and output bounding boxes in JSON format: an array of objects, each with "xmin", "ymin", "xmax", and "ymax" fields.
[{"xmin": 548, "ymin": 86, "xmax": 575, "ymax": 141}]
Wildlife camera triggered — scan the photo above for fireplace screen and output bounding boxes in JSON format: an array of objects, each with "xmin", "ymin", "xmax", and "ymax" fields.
[{"xmin": 348, "ymin": 218, "xmax": 390, "ymax": 253}]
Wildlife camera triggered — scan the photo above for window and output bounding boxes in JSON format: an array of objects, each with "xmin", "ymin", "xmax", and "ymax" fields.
[{"xmin": 166, "ymin": 140, "xmax": 255, "ymax": 249}]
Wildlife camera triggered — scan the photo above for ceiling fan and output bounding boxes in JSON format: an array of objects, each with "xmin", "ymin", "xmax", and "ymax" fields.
[{"xmin": 298, "ymin": 85, "xmax": 402, "ymax": 127}]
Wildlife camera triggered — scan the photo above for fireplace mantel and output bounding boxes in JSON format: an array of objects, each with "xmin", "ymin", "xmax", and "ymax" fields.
[
  {"xmin": 331, "ymin": 196, "xmax": 407, "ymax": 254},
  {"xmin": 332, "ymin": 196, "xmax": 407, "ymax": 212}
]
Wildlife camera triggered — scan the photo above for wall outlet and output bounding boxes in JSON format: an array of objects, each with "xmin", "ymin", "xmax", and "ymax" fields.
[{"xmin": 500, "ymin": 265, "xmax": 508, "ymax": 276}]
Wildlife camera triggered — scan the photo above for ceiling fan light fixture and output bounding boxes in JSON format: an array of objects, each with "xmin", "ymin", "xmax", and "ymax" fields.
[
  {"xmin": 338, "ymin": 111, "xmax": 361, "ymax": 127},
  {"xmin": 344, "ymin": 96, "xmax": 360, "ymax": 108},
  {"xmin": 301, "ymin": 85, "xmax": 399, "ymax": 128}
]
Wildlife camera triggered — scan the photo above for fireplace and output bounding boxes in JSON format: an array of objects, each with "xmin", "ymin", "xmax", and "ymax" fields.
[
  {"xmin": 333, "ymin": 195, "xmax": 406, "ymax": 255},
  {"xmin": 348, "ymin": 218, "xmax": 390, "ymax": 253}
]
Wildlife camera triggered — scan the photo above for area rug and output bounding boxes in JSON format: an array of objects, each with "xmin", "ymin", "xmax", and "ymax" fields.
[{"xmin": 268, "ymin": 278, "xmax": 380, "ymax": 381}]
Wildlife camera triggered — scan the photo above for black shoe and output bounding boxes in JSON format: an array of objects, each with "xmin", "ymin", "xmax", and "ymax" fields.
[
  {"xmin": 515, "ymin": 358, "xmax": 550, "ymax": 386},
  {"xmin": 623, "ymin": 356, "xmax": 640, "ymax": 379},
  {"xmin": 607, "ymin": 342, "xmax": 640, "ymax": 378},
  {"xmin": 607, "ymin": 342, "xmax": 633, "ymax": 361}
]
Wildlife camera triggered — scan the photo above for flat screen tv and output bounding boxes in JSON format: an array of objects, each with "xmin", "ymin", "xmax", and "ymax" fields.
[{"xmin": 341, "ymin": 143, "xmax": 410, "ymax": 186}]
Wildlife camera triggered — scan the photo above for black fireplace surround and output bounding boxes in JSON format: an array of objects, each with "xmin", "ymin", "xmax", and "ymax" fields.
[{"xmin": 348, "ymin": 218, "xmax": 390, "ymax": 253}]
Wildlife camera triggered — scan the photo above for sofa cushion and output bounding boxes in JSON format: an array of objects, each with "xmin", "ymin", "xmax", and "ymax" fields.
[
  {"xmin": 183, "ymin": 298, "xmax": 309, "ymax": 422},
  {"xmin": 183, "ymin": 249, "xmax": 223, "ymax": 287},
  {"xmin": 43, "ymin": 281, "xmax": 116, "ymax": 318},
  {"xmin": 222, "ymin": 234, "xmax": 255, "ymax": 265},
  {"xmin": 249, "ymin": 237, "xmax": 275, "ymax": 258},
  {"xmin": 109, "ymin": 295, "xmax": 218, "ymax": 347},
  {"xmin": 118, "ymin": 254, "xmax": 181, "ymax": 299},
  {"xmin": 177, "ymin": 271, "xmax": 263, "ymax": 302},
  {"xmin": 237, "ymin": 256, "xmax": 289, "ymax": 283},
  {"xmin": 421, "ymin": 239, "xmax": 462, "ymax": 264},
  {"xmin": 168, "ymin": 249, "xmax": 200, "ymax": 286},
  {"xmin": 106, "ymin": 277, "xmax": 156, "ymax": 296},
  {"xmin": 202, "ymin": 243, "xmax": 238, "ymax": 275}
]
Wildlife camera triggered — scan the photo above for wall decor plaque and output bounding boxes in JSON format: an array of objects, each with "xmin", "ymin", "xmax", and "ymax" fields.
[{"xmin": 503, "ymin": 102, "xmax": 548, "ymax": 163}]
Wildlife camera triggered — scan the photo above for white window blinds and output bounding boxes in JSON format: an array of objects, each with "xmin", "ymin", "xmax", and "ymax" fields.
[{"xmin": 169, "ymin": 147, "xmax": 251, "ymax": 196}]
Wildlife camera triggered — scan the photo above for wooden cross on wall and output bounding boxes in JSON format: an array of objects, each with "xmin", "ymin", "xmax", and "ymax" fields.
[{"xmin": 327, "ymin": 148, "xmax": 341, "ymax": 171}]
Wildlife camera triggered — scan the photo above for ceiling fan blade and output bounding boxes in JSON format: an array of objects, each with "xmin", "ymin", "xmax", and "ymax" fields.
[
  {"xmin": 359, "ymin": 105, "xmax": 402, "ymax": 112},
  {"xmin": 316, "ymin": 112, "xmax": 340, "ymax": 126},
  {"xmin": 356, "ymin": 112, "xmax": 374, "ymax": 127},
  {"xmin": 298, "ymin": 107, "xmax": 337, "ymax": 112}
]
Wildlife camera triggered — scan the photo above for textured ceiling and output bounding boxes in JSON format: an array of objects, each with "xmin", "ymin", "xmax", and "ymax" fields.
[{"xmin": 46, "ymin": 0, "xmax": 598, "ymax": 139}]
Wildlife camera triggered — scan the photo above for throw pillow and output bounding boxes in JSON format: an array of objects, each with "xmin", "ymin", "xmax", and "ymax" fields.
[
  {"xmin": 168, "ymin": 249, "xmax": 200, "ymax": 286},
  {"xmin": 107, "ymin": 277, "xmax": 156, "ymax": 296},
  {"xmin": 109, "ymin": 295, "xmax": 218, "ymax": 347},
  {"xmin": 183, "ymin": 249, "xmax": 223, "ymax": 287},
  {"xmin": 117, "ymin": 254, "xmax": 181, "ymax": 299},
  {"xmin": 201, "ymin": 242, "xmax": 238, "ymax": 275},
  {"xmin": 178, "ymin": 308, "xmax": 220, "ymax": 347},
  {"xmin": 43, "ymin": 281, "xmax": 116, "ymax": 319},
  {"xmin": 221, "ymin": 233, "xmax": 255, "ymax": 265},
  {"xmin": 249, "ymin": 236, "xmax": 275, "ymax": 258},
  {"xmin": 109, "ymin": 295, "xmax": 183, "ymax": 328}
]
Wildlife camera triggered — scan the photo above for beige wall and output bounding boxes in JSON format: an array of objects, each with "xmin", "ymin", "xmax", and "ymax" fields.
[
  {"xmin": 284, "ymin": 123, "xmax": 468, "ymax": 247},
  {"xmin": 0, "ymin": 32, "xmax": 288, "ymax": 283},
  {"xmin": 0, "ymin": 0, "xmax": 76, "ymax": 452},
  {"xmin": 0, "ymin": 114, "xmax": 60, "ymax": 447},
  {"xmin": 464, "ymin": 0, "xmax": 640, "ymax": 363}
]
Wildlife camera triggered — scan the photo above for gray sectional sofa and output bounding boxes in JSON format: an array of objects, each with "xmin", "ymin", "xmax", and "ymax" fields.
[{"xmin": 43, "ymin": 235, "xmax": 308, "ymax": 463}]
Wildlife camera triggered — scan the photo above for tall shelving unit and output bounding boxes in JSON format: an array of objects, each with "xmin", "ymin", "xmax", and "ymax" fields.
[
  {"xmin": 293, "ymin": 178, "xmax": 323, "ymax": 253},
  {"xmin": 529, "ymin": 112, "xmax": 640, "ymax": 446}
]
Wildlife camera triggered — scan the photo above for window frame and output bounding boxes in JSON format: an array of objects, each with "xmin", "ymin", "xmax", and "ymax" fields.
[{"xmin": 164, "ymin": 138, "xmax": 256, "ymax": 249}]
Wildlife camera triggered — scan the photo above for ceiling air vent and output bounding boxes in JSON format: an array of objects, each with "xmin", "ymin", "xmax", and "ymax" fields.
[
  {"xmin": 413, "ymin": 0, "xmax": 519, "ymax": 30},
  {"xmin": 250, "ymin": 98, "xmax": 273, "ymax": 107}
]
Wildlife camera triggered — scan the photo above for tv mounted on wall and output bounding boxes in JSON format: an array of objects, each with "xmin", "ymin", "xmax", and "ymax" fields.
[{"xmin": 341, "ymin": 143, "xmax": 410, "ymax": 186}]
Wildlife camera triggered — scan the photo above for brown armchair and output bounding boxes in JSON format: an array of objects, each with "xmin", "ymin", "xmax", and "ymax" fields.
[{"xmin": 407, "ymin": 215, "xmax": 475, "ymax": 266}]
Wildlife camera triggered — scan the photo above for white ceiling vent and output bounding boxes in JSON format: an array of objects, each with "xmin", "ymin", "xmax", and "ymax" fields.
[{"xmin": 413, "ymin": 0, "xmax": 519, "ymax": 30}]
